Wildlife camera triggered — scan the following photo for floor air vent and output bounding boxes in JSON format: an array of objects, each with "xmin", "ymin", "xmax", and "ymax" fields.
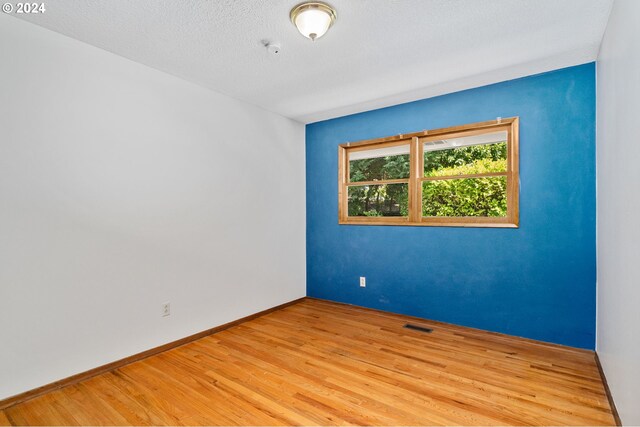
[{"xmin": 404, "ymin": 324, "xmax": 433, "ymax": 333}]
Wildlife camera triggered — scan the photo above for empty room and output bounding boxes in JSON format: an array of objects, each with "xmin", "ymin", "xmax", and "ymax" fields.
[{"xmin": 1, "ymin": 0, "xmax": 638, "ymax": 425}]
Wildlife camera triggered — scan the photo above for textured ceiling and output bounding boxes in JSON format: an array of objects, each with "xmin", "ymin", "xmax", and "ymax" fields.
[{"xmin": 14, "ymin": 0, "xmax": 612, "ymax": 123}]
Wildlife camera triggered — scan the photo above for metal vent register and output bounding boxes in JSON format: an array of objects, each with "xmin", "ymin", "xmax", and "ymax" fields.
[{"xmin": 403, "ymin": 324, "xmax": 433, "ymax": 333}]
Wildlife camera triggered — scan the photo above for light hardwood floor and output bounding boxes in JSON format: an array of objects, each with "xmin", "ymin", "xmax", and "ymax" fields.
[{"xmin": 0, "ymin": 298, "xmax": 615, "ymax": 426}]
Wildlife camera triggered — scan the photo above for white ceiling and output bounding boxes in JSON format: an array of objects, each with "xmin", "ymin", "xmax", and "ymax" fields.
[{"xmin": 14, "ymin": 0, "xmax": 613, "ymax": 123}]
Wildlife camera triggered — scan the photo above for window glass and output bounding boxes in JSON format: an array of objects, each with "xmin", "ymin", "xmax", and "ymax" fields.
[
  {"xmin": 422, "ymin": 177, "xmax": 507, "ymax": 217},
  {"xmin": 349, "ymin": 145, "xmax": 410, "ymax": 182},
  {"xmin": 338, "ymin": 119, "xmax": 518, "ymax": 227},
  {"xmin": 424, "ymin": 131, "xmax": 507, "ymax": 177},
  {"xmin": 348, "ymin": 183, "xmax": 408, "ymax": 217}
]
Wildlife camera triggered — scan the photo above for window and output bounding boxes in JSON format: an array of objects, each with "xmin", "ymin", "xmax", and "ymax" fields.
[{"xmin": 338, "ymin": 118, "xmax": 519, "ymax": 227}]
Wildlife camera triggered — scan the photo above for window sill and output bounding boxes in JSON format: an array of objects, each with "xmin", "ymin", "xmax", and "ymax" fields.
[{"xmin": 339, "ymin": 219, "xmax": 519, "ymax": 228}]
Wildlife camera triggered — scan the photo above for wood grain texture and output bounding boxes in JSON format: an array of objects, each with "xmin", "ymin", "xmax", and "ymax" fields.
[
  {"xmin": 0, "ymin": 298, "xmax": 305, "ymax": 411},
  {"xmin": 594, "ymin": 352, "xmax": 622, "ymax": 426},
  {"xmin": 340, "ymin": 118, "xmax": 518, "ymax": 148},
  {"xmin": 1, "ymin": 298, "xmax": 615, "ymax": 426}
]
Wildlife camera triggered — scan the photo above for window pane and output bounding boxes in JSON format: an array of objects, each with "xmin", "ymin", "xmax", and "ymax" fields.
[
  {"xmin": 424, "ymin": 131, "xmax": 507, "ymax": 177},
  {"xmin": 349, "ymin": 145, "xmax": 410, "ymax": 182},
  {"xmin": 422, "ymin": 177, "xmax": 507, "ymax": 217},
  {"xmin": 348, "ymin": 183, "xmax": 408, "ymax": 217}
]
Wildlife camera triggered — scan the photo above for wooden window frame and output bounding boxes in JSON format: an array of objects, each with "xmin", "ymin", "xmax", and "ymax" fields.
[{"xmin": 338, "ymin": 117, "xmax": 519, "ymax": 228}]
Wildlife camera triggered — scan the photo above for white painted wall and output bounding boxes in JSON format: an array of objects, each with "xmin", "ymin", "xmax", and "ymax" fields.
[
  {"xmin": 596, "ymin": 0, "xmax": 640, "ymax": 424},
  {"xmin": 0, "ymin": 15, "xmax": 305, "ymax": 400}
]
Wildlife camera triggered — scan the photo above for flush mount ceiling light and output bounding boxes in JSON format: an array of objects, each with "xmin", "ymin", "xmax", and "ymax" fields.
[{"xmin": 290, "ymin": 2, "xmax": 337, "ymax": 41}]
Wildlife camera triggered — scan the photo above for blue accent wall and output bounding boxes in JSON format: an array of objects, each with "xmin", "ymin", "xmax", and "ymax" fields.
[{"xmin": 305, "ymin": 63, "xmax": 596, "ymax": 349}]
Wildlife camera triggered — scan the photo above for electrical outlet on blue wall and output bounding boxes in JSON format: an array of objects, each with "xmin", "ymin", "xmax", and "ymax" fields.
[{"xmin": 305, "ymin": 63, "xmax": 596, "ymax": 350}]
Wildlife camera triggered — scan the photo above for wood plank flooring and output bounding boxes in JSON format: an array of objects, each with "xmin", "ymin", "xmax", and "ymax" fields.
[{"xmin": 0, "ymin": 298, "xmax": 615, "ymax": 426}]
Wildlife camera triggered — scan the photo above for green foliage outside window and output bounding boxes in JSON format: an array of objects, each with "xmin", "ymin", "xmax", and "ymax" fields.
[
  {"xmin": 350, "ymin": 154, "xmax": 410, "ymax": 182},
  {"xmin": 348, "ymin": 154, "xmax": 409, "ymax": 217},
  {"xmin": 348, "ymin": 142, "xmax": 508, "ymax": 218},
  {"xmin": 348, "ymin": 184, "xmax": 408, "ymax": 217},
  {"xmin": 422, "ymin": 175, "xmax": 507, "ymax": 217},
  {"xmin": 423, "ymin": 142, "xmax": 507, "ymax": 217},
  {"xmin": 424, "ymin": 142, "xmax": 507, "ymax": 175}
]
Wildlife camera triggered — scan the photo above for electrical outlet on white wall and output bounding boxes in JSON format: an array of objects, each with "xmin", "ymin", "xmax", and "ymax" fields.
[
  {"xmin": 360, "ymin": 277, "xmax": 366, "ymax": 287},
  {"xmin": 161, "ymin": 302, "xmax": 170, "ymax": 317}
]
